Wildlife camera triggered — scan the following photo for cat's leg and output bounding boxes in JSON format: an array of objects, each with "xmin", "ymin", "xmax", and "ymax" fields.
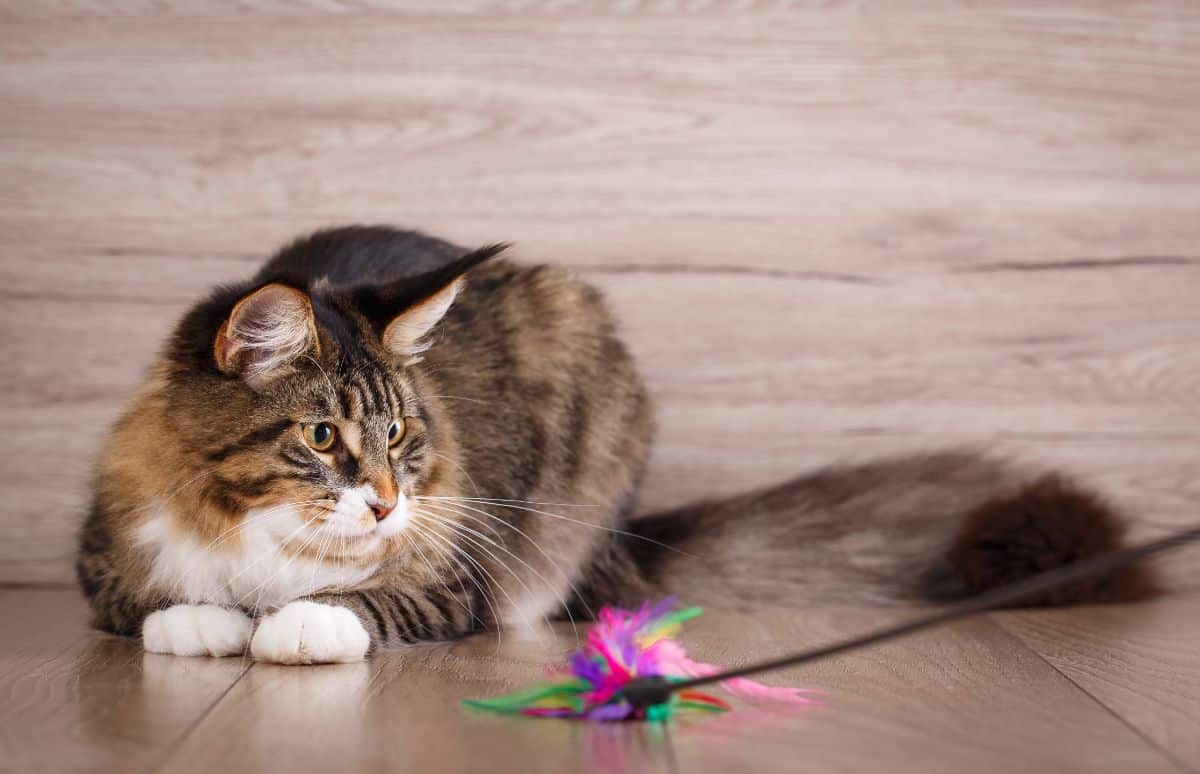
[
  {"xmin": 78, "ymin": 512, "xmax": 254, "ymax": 656},
  {"xmin": 142, "ymin": 604, "xmax": 254, "ymax": 657},
  {"xmin": 250, "ymin": 588, "xmax": 475, "ymax": 664},
  {"xmin": 82, "ymin": 545, "xmax": 253, "ymax": 658}
]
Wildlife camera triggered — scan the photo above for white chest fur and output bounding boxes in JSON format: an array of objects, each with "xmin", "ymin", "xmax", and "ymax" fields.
[{"xmin": 134, "ymin": 504, "xmax": 377, "ymax": 612}]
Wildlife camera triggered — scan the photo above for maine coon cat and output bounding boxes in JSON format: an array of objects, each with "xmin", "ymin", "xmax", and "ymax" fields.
[{"xmin": 77, "ymin": 227, "xmax": 1156, "ymax": 664}]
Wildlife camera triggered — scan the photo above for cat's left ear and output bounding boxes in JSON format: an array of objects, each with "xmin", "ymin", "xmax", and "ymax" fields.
[
  {"xmin": 351, "ymin": 243, "xmax": 508, "ymax": 358},
  {"xmin": 214, "ymin": 283, "xmax": 319, "ymax": 389}
]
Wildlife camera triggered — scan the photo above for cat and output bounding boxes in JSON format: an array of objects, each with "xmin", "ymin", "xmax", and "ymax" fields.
[{"xmin": 76, "ymin": 226, "xmax": 1157, "ymax": 664}]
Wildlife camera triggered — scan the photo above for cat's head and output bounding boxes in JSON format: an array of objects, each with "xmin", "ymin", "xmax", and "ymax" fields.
[{"xmin": 118, "ymin": 233, "xmax": 507, "ymax": 566}]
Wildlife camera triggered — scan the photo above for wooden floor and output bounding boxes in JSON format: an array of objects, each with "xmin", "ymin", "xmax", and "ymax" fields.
[{"xmin": 0, "ymin": 589, "xmax": 1196, "ymax": 773}]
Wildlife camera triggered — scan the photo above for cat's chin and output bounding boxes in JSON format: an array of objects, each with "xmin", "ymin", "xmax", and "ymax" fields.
[{"xmin": 314, "ymin": 520, "xmax": 378, "ymax": 540}]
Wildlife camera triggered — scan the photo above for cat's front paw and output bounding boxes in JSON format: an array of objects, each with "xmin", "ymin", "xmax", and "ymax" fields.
[
  {"xmin": 143, "ymin": 604, "xmax": 253, "ymax": 657},
  {"xmin": 250, "ymin": 601, "xmax": 370, "ymax": 665}
]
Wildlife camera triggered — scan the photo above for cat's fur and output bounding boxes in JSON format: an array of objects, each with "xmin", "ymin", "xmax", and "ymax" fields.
[{"xmin": 77, "ymin": 227, "xmax": 1157, "ymax": 664}]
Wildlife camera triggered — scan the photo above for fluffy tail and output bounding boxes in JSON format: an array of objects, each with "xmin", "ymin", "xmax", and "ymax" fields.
[{"xmin": 569, "ymin": 451, "xmax": 1161, "ymax": 615}]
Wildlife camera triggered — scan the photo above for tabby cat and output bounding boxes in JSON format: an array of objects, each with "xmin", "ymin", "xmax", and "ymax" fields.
[{"xmin": 77, "ymin": 227, "xmax": 1156, "ymax": 664}]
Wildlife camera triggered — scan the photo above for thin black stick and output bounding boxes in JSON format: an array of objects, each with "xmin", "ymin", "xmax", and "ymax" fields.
[{"xmin": 615, "ymin": 525, "xmax": 1200, "ymax": 708}]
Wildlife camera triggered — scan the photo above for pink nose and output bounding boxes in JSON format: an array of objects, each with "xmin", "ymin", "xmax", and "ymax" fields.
[{"xmin": 370, "ymin": 502, "xmax": 396, "ymax": 521}]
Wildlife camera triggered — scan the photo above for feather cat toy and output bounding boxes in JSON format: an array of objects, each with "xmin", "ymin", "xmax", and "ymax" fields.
[{"xmin": 463, "ymin": 598, "xmax": 819, "ymax": 721}]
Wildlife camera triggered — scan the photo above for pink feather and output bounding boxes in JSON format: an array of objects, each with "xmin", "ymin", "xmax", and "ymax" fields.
[{"xmin": 653, "ymin": 640, "xmax": 823, "ymax": 705}]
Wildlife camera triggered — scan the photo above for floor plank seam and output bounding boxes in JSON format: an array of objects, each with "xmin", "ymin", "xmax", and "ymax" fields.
[
  {"xmin": 573, "ymin": 262, "xmax": 889, "ymax": 286},
  {"xmin": 148, "ymin": 661, "xmax": 256, "ymax": 774},
  {"xmin": 1003, "ymin": 624, "xmax": 1197, "ymax": 774},
  {"xmin": 954, "ymin": 256, "xmax": 1200, "ymax": 274}
]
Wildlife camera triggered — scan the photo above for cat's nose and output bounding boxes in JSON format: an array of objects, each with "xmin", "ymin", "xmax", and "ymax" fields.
[
  {"xmin": 370, "ymin": 501, "xmax": 396, "ymax": 521},
  {"xmin": 365, "ymin": 475, "xmax": 399, "ymax": 521}
]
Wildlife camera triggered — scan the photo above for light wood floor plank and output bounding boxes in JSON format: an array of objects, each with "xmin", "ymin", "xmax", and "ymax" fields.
[
  {"xmin": 3, "ymin": 261, "xmax": 1197, "ymax": 584},
  {"xmin": 995, "ymin": 593, "xmax": 1200, "ymax": 771},
  {"xmin": 0, "ymin": 590, "xmax": 247, "ymax": 774},
  {"xmin": 2, "ymin": 3, "xmax": 1199, "ymax": 268},
  {"xmin": 160, "ymin": 603, "xmax": 1185, "ymax": 774},
  {"xmin": 164, "ymin": 632, "xmax": 677, "ymax": 773},
  {"xmin": 664, "ymin": 605, "xmax": 1184, "ymax": 774},
  {"xmin": 2, "ymin": 590, "xmax": 1193, "ymax": 773}
]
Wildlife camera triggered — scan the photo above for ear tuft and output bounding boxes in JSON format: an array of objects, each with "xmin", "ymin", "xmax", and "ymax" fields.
[
  {"xmin": 215, "ymin": 283, "xmax": 318, "ymax": 389},
  {"xmin": 382, "ymin": 278, "xmax": 463, "ymax": 356},
  {"xmin": 357, "ymin": 242, "xmax": 508, "ymax": 358}
]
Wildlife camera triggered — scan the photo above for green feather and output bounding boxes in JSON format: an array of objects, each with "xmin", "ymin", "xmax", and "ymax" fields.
[
  {"xmin": 655, "ymin": 606, "xmax": 704, "ymax": 629},
  {"xmin": 462, "ymin": 680, "xmax": 588, "ymax": 714}
]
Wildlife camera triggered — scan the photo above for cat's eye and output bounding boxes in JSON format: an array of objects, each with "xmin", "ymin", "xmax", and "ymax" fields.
[
  {"xmin": 302, "ymin": 422, "xmax": 337, "ymax": 452},
  {"xmin": 387, "ymin": 419, "xmax": 406, "ymax": 448}
]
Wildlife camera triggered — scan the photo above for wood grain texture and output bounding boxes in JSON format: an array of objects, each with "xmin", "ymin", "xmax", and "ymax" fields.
[
  {"xmin": 996, "ymin": 593, "xmax": 1200, "ymax": 772},
  {"xmin": 166, "ymin": 633, "xmax": 677, "ymax": 774},
  {"xmin": 0, "ymin": 590, "xmax": 247, "ymax": 773},
  {"xmin": 2, "ymin": 590, "xmax": 1192, "ymax": 773},
  {"xmin": 2, "ymin": 2, "xmax": 1199, "ymax": 584},
  {"xmin": 666, "ymin": 605, "xmax": 1186, "ymax": 774}
]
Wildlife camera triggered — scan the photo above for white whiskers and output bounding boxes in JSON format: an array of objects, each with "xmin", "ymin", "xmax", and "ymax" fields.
[{"xmin": 417, "ymin": 499, "xmax": 592, "ymax": 631}]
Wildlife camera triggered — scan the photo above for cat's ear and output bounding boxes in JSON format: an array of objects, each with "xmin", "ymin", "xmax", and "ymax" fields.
[
  {"xmin": 352, "ymin": 243, "xmax": 508, "ymax": 358},
  {"xmin": 214, "ymin": 283, "xmax": 319, "ymax": 389},
  {"xmin": 381, "ymin": 277, "xmax": 465, "ymax": 357}
]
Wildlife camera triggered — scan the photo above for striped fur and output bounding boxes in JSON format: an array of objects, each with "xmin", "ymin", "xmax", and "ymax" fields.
[{"xmin": 78, "ymin": 227, "xmax": 652, "ymax": 659}]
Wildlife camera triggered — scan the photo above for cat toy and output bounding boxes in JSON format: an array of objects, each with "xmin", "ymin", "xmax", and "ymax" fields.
[
  {"xmin": 465, "ymin": 525, "xmax": 1200, "ymax": 723},
  {"xmin": 463, "ymin": 597, "xmax": 818, "ymax": 721}
]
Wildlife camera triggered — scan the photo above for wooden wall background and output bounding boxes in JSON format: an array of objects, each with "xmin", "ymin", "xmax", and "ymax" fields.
[{"xmin": 1, "ymin": 1, "xmax": 1197, "ymax": 588}]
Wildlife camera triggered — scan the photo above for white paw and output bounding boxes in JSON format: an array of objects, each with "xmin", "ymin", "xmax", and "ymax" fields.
[
  {"xmin": 250, "ymin": 601, "xmax": 370, "ymax": 665},
  {"xmin": 142, "ymin": 604, "xmax": 253, "ymax": 657}
]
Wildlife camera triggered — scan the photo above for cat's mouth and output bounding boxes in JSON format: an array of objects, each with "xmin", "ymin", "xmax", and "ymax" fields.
[{"xmin": 310, "ymin": 491, "xmax": 412, "ymax": 540}]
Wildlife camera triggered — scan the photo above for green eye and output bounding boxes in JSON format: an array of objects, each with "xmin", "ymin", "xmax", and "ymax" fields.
[
  {"xmin": 303, "ymin": 422, "xmax": 337, "ymax": 452},
  {"xmin": 387, "ymin": 419, "xmax": 406, "ymax": 448}
]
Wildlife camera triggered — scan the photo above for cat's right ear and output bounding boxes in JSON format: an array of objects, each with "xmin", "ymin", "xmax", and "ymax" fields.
[
  {"xmin": 214, "ymin": 283, "xmax": 319, "ymax": 389},
  {"xmin": 348, "ymin": 243, "xmax": 509, "ymax": 359}
]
